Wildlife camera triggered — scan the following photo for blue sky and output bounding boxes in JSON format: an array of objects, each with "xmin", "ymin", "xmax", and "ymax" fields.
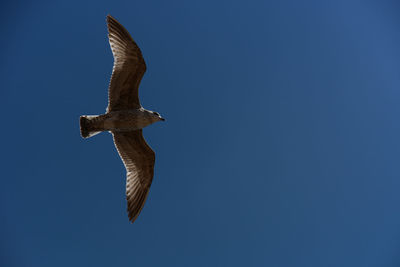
[{"xmin": 2, "ymin": 0, "xmax": 400, "ymax": 266}]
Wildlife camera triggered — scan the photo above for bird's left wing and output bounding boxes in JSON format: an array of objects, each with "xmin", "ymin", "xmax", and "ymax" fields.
[
  {"xmin": 106, "ymin": 15, "xmax": 146, "ymax": 112},
  {"xmin": 112, "ymin": 130, "xmax": 155, "ymax": 222}
]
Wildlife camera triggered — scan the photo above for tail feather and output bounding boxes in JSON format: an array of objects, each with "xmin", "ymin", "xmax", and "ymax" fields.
[{"xmin": 80, "ymin": 115, "xmax": 101, "ymax": 138}]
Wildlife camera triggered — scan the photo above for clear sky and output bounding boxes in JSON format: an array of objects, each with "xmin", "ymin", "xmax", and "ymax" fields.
[{"xmin": 2, "ymin": 0, "xmax": 400, "ymax": 266}]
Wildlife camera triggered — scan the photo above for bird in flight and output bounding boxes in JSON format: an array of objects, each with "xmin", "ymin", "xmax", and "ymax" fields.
[{"xmin": 80, "ymin": 15, "xmax": 164, "ymax": 223}]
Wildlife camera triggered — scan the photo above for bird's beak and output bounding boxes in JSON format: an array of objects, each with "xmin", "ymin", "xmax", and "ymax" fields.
[{"xmin": 160, "ymin": 117, "xmax": 165, "ymax": 121}]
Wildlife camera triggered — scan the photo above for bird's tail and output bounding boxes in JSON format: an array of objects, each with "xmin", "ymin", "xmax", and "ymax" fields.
[{"xmin": 80, "ymin": 115, "xmax": 101, "ymax": 138}]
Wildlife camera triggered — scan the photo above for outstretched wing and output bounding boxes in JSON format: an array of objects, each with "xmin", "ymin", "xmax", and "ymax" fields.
[
  {"xmin": 106, "ymin": 15, "xmax": 146, "ymax": 112},
  {"xmin": 112, "ymin": 130, "xmax": 155, "ymax": 222}
]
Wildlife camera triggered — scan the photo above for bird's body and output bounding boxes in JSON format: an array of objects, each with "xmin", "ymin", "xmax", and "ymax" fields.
[
  {"xmin": 81, "ymin": 109, "xmax": 161, "ymax": 135},
  {"xmin": 80, "ymin": 15, "xmax": 164, "ymax": 223}
]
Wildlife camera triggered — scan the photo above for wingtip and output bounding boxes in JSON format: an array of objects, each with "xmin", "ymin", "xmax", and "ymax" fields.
[
  {"xmin": 128, "ymin": 212, "xmax": 139, "ymax": 223},
  {"xmin": 129, "ymin": 215, "xmax": 141, "ymax": 224},
  {"xmin": 106, "ymin": 14, "xmax": 113, "ymax": 24},
  {"xmin": 106, "ymin": 14, "xmax": 117, "ymax": 23}
]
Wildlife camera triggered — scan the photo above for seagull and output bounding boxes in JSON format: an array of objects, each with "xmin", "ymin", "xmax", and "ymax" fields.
[{"xmin": 80, "ymin": 15, "xmax": 164, "ymax": 223}]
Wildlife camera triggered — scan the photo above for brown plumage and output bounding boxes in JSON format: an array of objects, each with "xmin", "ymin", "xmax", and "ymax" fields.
[
  {"xmin": 106, "ymin": 15, "xmax": 146, "ymax": 112},
  {"xmin": 79, "ymin": 15, "xmax": 164, "ymax": 223}
]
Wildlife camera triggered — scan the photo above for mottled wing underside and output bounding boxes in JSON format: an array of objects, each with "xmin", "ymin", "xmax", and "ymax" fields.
[
  {"xmin": 106, "ymin": 15, "xmax": 146, "ymax": 112},
  {"xmin": 112, "ymin": 130, "xmax": 155, "ymax": 222}
]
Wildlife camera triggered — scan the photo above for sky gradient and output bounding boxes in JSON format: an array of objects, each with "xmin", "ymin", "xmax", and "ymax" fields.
[{"xmin": 2, "ymin": 0, "xmax": 400, "ymax": 266}]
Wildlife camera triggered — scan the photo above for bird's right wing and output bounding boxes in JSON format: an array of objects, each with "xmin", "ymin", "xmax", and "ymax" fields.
[
  {"xmin": 112, "ymin": 130, "xmax": 155, "ymax": 222},
  {"xmin": 106, "ymin": 15, "xmax": 146, "ymax": 112}
]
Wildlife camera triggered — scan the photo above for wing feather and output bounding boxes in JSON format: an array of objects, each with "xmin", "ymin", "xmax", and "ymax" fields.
[
  {"xmin": 106, "ymin": 15, "xmax": 146, "ymax": 112},
  {"xmin": 112, "ymin": 130, "xmax": 155, "ymax": 222}
]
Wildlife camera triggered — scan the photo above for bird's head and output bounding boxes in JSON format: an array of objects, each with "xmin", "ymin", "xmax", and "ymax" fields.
[{"xmin": 150, "ymin": 111, "xmax": 165, "ymax": 122}]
